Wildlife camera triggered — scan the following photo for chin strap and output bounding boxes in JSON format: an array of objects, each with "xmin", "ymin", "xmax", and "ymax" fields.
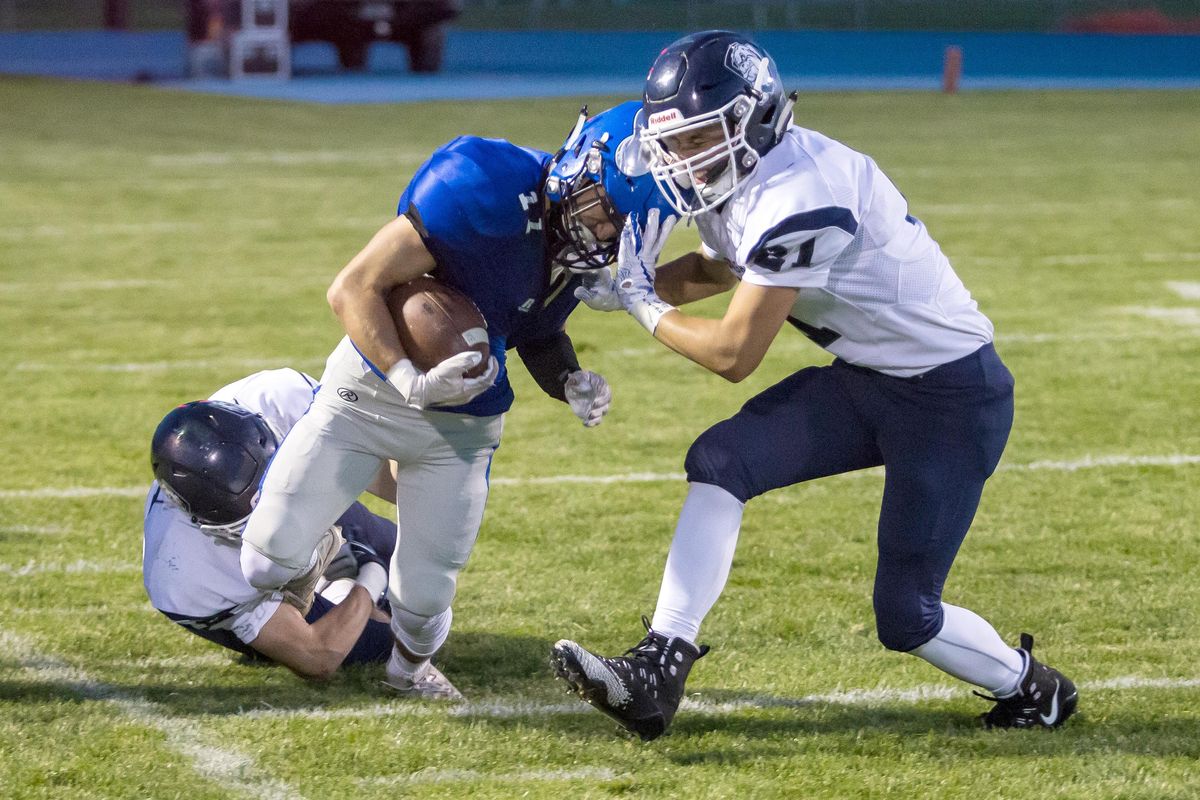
[{"xmin": 775, "ymin": 91, "xmax": 798, "ymax": 140}]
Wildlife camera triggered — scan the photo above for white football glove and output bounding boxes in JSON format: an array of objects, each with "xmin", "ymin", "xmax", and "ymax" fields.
[
  {"xmin": 564, "ymin": 370, "xmax": 612, "ymax": 428},
  {"xmin": 387, "ymin": 351, "xmax": 499, "ymax": 410},
  {"xmin": 572, "ymin": 268, "xmax": 622, "ymax": 312},
  {"xmin": 616, "ymin": 207, "xmax": 678, "ymax": 334}
]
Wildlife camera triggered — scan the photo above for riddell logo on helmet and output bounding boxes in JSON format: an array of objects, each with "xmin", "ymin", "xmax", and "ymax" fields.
[{"xmin": 648, "ymin": 109, "xmax": 682, "ymax": 128}]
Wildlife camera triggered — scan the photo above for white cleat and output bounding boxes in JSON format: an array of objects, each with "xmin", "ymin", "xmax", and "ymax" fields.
[{"xmin": 382, "ymin": 661, "xmax": 465, "ymax": 702}]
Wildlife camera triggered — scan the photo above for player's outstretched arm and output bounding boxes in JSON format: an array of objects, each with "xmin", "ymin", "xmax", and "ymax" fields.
[
  {"xmin": 654, "ymin": 280, "xmax": 798, "ymax": 382},
  {"xmin": 327, "ymin": 215, "xmax": 437, "ymax": 374},
  {"xmin": 654, "ymin": 249, "xmax": 739, "ymax": 306},
  {"xmin": 249, "ymin": 583, "xmax": 381, "ymax": 681}
]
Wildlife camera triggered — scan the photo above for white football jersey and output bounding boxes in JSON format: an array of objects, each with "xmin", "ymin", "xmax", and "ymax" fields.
[
  {"xmin": 142, "ymin": 368, "xmax": 317, "ymax": 645},
  {"xmin": 695, "ymin": 125, "xmax": 993, "ymax": 377}
]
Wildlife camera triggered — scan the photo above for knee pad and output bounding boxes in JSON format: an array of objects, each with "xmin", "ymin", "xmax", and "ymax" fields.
[
  {"xmin": 240, "ymin": 543, "xmax": 305, "ymax": 589},
  {"xmin": 390, "ymin": 606, "xmax": 452, "ymax": 660},
  {"xmin": 684, "ymin": 423, "xmax": 751, "ymax": 502},
  {"xmin": 874, "ymin": 593, "xmax": 943, "ymax": 652}
]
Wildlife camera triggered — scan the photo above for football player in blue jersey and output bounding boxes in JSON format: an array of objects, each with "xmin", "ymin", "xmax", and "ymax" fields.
[
  {"xmin": 238, "ymin": 102, "xmax": 672, "ymax": 700},
  {"xmin": 552, "ymin": 32, "xmax": 1077, "ymax": 738}
]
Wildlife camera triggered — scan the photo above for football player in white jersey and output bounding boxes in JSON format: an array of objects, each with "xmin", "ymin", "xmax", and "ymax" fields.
[
  {"xmin": 144, "ymin": 368, "xmax": 399, "ymax": 680},
  {"xmin": 553, "ymin": 31, "xmax": 1077, "ymax": 740}
]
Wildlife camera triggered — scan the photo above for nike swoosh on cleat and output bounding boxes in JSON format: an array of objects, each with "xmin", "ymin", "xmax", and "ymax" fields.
[{"xmin": 1038, "ymin": 679, "xmax": 1061, "ymax": 726}]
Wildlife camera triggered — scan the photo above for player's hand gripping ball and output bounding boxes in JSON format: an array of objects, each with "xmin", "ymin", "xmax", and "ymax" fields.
[{"xmin": 386, "ymin": 276, "xmax": 490, "ymax": 378}]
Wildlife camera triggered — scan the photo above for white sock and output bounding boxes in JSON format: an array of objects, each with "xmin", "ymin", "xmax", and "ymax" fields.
[
  {"xmin": 911, "ymin": 603, "xmax": 1026, "ymax": 695},
  {"xmin": 389, "ymin": 606, "xmax": 452, "ymax": 661},
  {"xmin": 650, "ymin": 482, "xmax": 745, "ymax": 643},
  {"xmin": 387, "ymin": 646, "xmax": 428, "ymax": 680}
]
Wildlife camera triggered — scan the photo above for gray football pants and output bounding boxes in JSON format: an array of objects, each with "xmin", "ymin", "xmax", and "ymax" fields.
[{"xmin": 242, "ymin": 337, "xmax": 502, "ymax": 636}]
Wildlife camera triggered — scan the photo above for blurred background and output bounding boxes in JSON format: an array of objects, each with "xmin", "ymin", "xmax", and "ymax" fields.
[{"xmin": 0, "ymin": 2, "xmax": 1197, "ymax": 98}]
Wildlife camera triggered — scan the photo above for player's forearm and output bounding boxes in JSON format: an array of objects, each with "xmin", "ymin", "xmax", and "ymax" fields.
[
  {"xmin": 655, "ymin": 252, "xmax": 736, "ymax": 306},
  {"xmin": 288, "ymin": 586, "xmax": 376, "ymax": 680},
  {"xmin": 654, "ymin": 312, "xmax": 763, "ymax": 382},
  {"xmin": 327, "ymin": 280, "xmax": 408, "ymax": 373}
]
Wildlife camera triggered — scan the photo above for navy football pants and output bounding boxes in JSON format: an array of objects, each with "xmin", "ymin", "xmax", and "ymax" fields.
[{"xmin": 684, "ymin": 343, "xmax": 1014, "ymax": 652}]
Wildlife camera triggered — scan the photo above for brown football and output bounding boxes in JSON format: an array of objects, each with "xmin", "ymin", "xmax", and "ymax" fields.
[{"xmin": 386, "ymin": 276, "xmax": 490, "ymax": 378}]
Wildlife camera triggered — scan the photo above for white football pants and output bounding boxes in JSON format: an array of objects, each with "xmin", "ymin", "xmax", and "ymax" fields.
[{"xmin": 242, "ymin": 336, "xmax": 502, "ymax": 652}]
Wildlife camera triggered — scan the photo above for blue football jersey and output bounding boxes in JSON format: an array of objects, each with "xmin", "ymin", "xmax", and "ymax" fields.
[{"xmin": 397, "ymin": 136, "xmax": 583, "ymax": 416}]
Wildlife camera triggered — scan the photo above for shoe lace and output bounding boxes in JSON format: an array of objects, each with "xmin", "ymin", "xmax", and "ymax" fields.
[{"xmin": 623, "ymin": 615, "xmax": 665, "ymax": 662}]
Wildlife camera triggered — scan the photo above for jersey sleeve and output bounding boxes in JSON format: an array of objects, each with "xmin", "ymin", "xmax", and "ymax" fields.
[
  {"xmin": 208, "ymin": 369, "xmax": 318, "ymax": 441},
  {"xmin": 228, "ymin": 593, "xmax": 284, "ymax": 644},
  {"xmin": 397, "ymin": 137, "xmax": 547, "ymax": 263},
  {"xmin": 739, "ymin": 205, "xmax": 858, "ymax": 290}
]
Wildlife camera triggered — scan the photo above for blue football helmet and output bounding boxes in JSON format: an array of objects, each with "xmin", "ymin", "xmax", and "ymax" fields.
[
  {"xmin": 150, "ymin": 400, "xmax": 278, "ymax": 541},
  {"xmin": 545, "ymin": 101, "xmax": 673, "ymax": 270},
  {"xmin": 639, "ymin": 31, "xmax": 795, "ymax": 218}
]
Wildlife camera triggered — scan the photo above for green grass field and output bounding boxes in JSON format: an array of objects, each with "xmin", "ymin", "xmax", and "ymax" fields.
[{"xmin": 1, "ymin": 77, "xmax": 1199, "ymax": 799}]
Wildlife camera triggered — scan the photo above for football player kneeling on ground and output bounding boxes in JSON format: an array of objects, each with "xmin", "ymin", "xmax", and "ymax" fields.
[
  {"xmin": 143, "ymin": 368, "xmax": 399, "ymax": 680},
  {"xmin": 552, "ymin": 31, "xmax": 1077, "ymax": 739}
]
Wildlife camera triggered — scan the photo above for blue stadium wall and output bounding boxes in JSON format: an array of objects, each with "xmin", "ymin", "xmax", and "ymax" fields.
[{"xmin": 1, "ymin": 29, "xmax": 1197, "ymax": 100}]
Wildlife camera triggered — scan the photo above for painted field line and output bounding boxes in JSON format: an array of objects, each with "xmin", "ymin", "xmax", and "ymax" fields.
[
  {"xmin": 6, "ymin": 603, "xmax": 157, "ymax": 617},
  {"xmin": 14, "ymin": 357, "xmax": 310, "ymax": 374},
  {"xmin": 1123, "ymin": 306, "xmax": 1200, "ymax": 327},
  {"xmin": 0, "ymin": 278, "xmax": 172, "ymax": 292},
  {"xmin": 490, "ymin": 471, "xmax": 687, "ymax": 486},
  {"xmin": 0, "ymin": 628, "xmax": 305, "ymax": 800},
  {"xmin": 234, "ymin": 674, "xmax": 1200, "ymax": 723},
  {"xmin": 0, "ymin": 524, "xmax": 67, "ymax": 534},
  {"xmin": 4, "ymin": 453, "xmax": 1200, "ymax": 501},
  {"xmin": 1145, "ymin": 253, "xmax": 1200, "ymax": 264},
  {"xmin": 147, "ymin": 150, "xmax": 424, "ymax": 167},
  {"xmin": 1166, "ymin": 281, "xmax": 1200, "ymax": 300},
  {"xmin": 0, "ymin": 486, "xmax": 147, "ymax": 499},
  {"xmin": 14, "ymin": 324, "xmax": 1195, "ymax": 374},
  {"xmin": 919, "ymin": 198, "xmax": 1195, "ymax": 216},
  {"xmin": 0, "ymin": 216, "xmax": 381, "ymax": 241},
  {"xmin": 357, "ymin": 767, "xmax": 618, "ymax": 787},
  {"xmin": 0, "ymin": 559, "xmax": 138, "ymax": 576}
]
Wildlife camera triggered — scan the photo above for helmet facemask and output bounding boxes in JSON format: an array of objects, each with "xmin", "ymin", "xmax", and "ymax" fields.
[
  {"xmin": 642, "ymin": 94, "xmax": 765, "ymax": 218},
  {"xmin": 159, "ymin": 481, "xmax": 251, "ymax": 544},
  {"xmin": 546, "ymin": 170, "xmax": 624, "ymax": 272}
]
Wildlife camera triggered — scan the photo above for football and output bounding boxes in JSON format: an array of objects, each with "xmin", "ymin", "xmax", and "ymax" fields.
[{"xmin": 386, "ymin": 275, "xmax": 490, "ymax": 378}]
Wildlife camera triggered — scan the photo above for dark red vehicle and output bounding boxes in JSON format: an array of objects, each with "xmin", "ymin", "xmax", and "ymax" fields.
[
  {"xmin": 187, "ymin": 0, "xmax": 462, "ymax": 73},
  {"xmin": 290, "ymin": 0, "xmax": 462, "ymax": 72}
]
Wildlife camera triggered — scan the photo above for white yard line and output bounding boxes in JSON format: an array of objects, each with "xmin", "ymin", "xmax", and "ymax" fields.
[
  {"xmin": 0, "ymin": 524, "xmax": 67, "ymax": 534},
  {"xmin": 15, "ymin": 325, "xmax": 1192, "ymax": 374},
  {"xmin": 0, "ymin": 279, "xmax": 172, "ymax": 292},
  {"xmin": 1165, "ymin": 281, "xmax": 1200, "ymax": 300},
  {"xmin": 6, "ymin": 603, "xmax": 157, "ymax": 616},
  {"xmin": 0, "ymin": 559, "xmax": 138, "ymax": 576},
  {"xmin": 13, "ymin": 357, "xmax": 316, "ymax": 374},
  {"xmin": 0, "ymin": 216, "xmax": 380, "ymax": 241},
  {"xmin": 0, "ymin": 487, "xmax": 147, "ymax": 499},
  {"xmin": 146, "ymin": 150, "xmax": 424, "ymax": 167},
  {"xmin": 1144, "ymin": 253, "xmax": 1200, "ymax": 263},
  {"xmin": 3, "ymin": 453, "xmax": 1199, "ymax": 501},
  {"xmin": 919, "ymin": 198, "xmax": 1195, "ymax": 215},
  {"xmin": 1123, "ymin": 306, "xmax": 1200, "ymax": 327},
  {"xmin": 0, "ymin": 628, "xmax": 305, "ymax": 800},
  {"xmin": 235, "ymin": 674, "xmax": 1200, "ymax": 723},
  {"xmin": 357, "ymin": 767, "xmax": 618, "ymax": 787}
]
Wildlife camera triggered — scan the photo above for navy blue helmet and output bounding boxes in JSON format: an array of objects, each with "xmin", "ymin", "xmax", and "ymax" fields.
[
  {"xmin": 545, "ymin": 101, "xmax": 673, "ymax": 270},
  {"xmin": 639, "ymin": 30, "xmax": 794, "ymax": 217},
  {"xmin": 150, "ymin": 400, "xmax": 278, "ymax": 539}
]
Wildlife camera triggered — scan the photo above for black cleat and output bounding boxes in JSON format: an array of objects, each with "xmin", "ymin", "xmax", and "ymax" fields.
[
  {"xmin": 551, "ymin": 617, "xmax": 709, "ymax": 741},
  {"xmin": 977, "ymin": 633, "xmax": 1078, "ymax": 729}
]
